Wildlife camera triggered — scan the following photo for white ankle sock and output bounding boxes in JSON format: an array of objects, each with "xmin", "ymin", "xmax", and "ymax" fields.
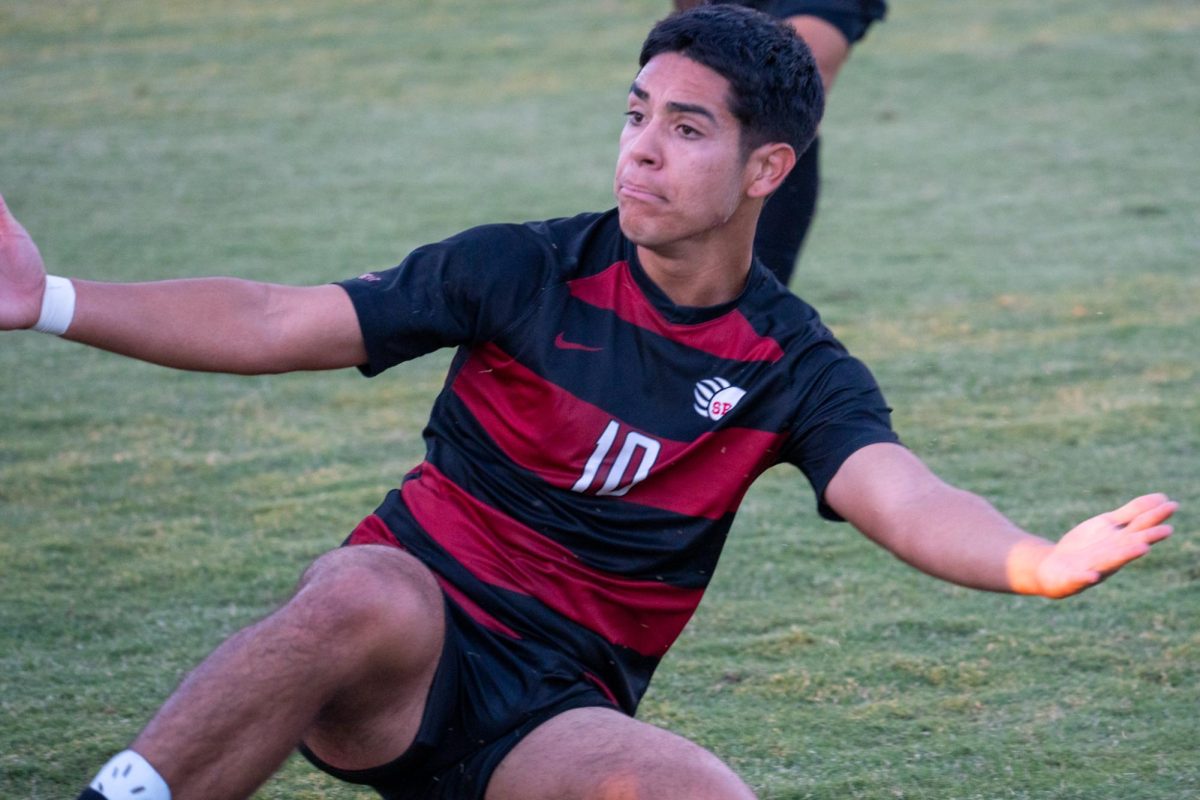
[{"xmin": 90, "ymin": 750, "xmax": 172, "ymax": 800}]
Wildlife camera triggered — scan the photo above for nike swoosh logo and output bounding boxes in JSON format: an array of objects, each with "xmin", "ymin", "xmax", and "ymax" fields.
[{"xmin": 554, "ymin": 332, "xmax": 603, "ymax": 352}]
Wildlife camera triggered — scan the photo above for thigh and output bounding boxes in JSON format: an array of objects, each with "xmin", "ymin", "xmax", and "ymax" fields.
[
  {"xmin": 297, "ymin": 544, "xmax": 447, "ymax": 771},
  {"xmin": 486, "ymin": 707, "xmax": 757, "ymax": 800},
  {"xmin": 303, "ymin": 594, "xmax": 618, "ymax": 800}
]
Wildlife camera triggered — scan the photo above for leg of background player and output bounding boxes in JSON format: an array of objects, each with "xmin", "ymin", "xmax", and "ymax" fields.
[
  {"xmin": 79, "ymin": 545, "xmax": 445, "ymax": 800},
  {"xmin": 753, "ymin": 135, "xmax": 819, "ymax": 285},
  {"xmin": 754, "ymin": 14, "xmax": 853, "ymax": 287}
]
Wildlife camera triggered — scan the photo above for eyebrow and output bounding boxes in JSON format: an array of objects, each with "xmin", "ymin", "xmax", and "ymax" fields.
[{"xmin": 629, "ymin": 81, "xmax": 719, "ymax": 124}]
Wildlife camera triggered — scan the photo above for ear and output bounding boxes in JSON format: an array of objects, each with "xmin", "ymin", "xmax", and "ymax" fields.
[{"xmin": 743, "ymin": 142, "xmax": 797, "ymax": 199}]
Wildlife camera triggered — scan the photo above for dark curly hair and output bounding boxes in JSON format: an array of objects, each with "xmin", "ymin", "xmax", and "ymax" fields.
[{"xmin": 639, "ymin": 3, "xmax": 824, "ymax": 157}]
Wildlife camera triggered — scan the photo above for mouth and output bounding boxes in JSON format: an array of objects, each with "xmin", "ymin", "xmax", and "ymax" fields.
[{"xmin": 616, "ymin": 180, "xmax": 665, "ymax": 204}]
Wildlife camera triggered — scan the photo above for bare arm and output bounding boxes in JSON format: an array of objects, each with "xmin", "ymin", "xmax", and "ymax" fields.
[
  {"xmin": 784, "ymin": 15, "xmax": 851, "ymax": 92},
  {"xmin": 824, "ymin": 442, "xmax": 1177, "ymax": 598},
  {"xmin": 1, "ymin": 193, "xmax": 366, "ymax": 374},
  {"xmin": 64, "ymin": 278, "xmax": 365, "ymax": 374}
]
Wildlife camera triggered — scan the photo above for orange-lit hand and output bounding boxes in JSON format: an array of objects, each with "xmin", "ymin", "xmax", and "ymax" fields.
[{"xmin": 1035, "ymin": 494, "xmax": 1178, "ymax": 599}]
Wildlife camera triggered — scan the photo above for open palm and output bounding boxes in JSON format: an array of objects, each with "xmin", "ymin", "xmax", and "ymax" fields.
[
  {"xmin": 0, "ymin": 193, "xmax": 48, "ymax": 330},
  {"xmin": 1036, "ymin": 494, "xmax": 1177, "ymax": 599}
]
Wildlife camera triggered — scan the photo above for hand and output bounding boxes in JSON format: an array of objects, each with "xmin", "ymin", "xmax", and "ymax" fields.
[
  {"xmin": 0, "ymin": 192, "xmax": 49, "ymax": 330},
  {"xmin": 1036, "ymin": 494, "xmax": 1178, "ymax": 599}
]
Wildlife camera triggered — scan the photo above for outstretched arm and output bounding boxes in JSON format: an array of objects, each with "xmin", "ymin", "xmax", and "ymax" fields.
[
  {"xmin": 824, "ymin": 443, "xmax": 1177, "ymax": 599},
  {"xmin": 0, "ymin": 193, "xmax": 366, "ymax": 374}
]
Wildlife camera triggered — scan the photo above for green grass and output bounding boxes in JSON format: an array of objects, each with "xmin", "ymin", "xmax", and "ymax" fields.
[{"xmin": 2, "ymin": 1, "xmax": 1197, "ymax": 797}]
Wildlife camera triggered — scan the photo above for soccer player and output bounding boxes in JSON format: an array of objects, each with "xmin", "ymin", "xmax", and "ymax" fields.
[
  {"xmin": 0, "ymin": 6, "xmax": 1176, "ymax": 800},
  {"xmin": 674, "ymin": 0, "xmax": 889, "ymax": 285}
]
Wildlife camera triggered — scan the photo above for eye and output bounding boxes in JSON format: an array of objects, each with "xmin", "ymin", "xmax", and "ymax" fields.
[
  {"xmin": 678, "ymin": 124, "xmax": 700, "ymax": 138},
  {"xmin": 624, "ymin": 110, "xmax": 645, "ymax": 125}
]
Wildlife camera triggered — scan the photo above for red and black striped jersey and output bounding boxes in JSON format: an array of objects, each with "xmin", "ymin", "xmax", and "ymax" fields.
[{"xmin": 339, "ymin": 209, "xmax": 898, "ymax": 712}]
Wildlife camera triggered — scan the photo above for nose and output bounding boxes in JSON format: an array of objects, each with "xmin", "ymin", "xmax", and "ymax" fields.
[{"xmin": 622, "ymin": 119, "xmax": 663, "ymax": 168}]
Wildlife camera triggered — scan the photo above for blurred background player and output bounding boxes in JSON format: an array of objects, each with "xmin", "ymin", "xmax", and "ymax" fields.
[{"xmin": 674, "ymin": 0, "xmax": 887, "ymax": 285}]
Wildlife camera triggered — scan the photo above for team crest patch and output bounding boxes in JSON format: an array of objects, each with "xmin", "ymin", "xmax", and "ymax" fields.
[{"xmin": 693, "ymin": 378, "xmax": 746, "ymax": 421}]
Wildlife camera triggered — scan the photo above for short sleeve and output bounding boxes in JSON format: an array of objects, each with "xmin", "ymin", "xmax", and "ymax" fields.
[
  {"xmin": 338, "ymin": 223, "xmax": 559, "ymax": 376},
  {"xmin": 780, "ymin": 352, "xmax": 900, "ymax": 520}
]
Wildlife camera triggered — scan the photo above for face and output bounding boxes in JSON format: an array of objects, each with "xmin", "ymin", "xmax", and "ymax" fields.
[{"xmin": 614, "ymin": 53, "xmax": 758, "ymax": 251}]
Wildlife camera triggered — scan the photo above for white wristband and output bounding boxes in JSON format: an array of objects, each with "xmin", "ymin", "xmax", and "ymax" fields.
[{"xmin": 32, "ymin": 274, "xmax": 76, "ymax": 335}]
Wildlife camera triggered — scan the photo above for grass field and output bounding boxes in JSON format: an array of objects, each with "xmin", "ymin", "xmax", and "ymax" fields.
[{"xmin": 2, "ymin": 1, "xmax": 1197, "ymax": 797}]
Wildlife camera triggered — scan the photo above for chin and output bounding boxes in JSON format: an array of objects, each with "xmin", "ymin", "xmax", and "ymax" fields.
[
  {"xmin": 619, "ymin": 220, "xmax": 665, "ymax": 250},
  {"xmin": 617, "ymin": 204, "xmax": 669, "ymax": 247},
  {"xmin": 616, "ymin": 207, "xmax": 650, "ymax": 244}
]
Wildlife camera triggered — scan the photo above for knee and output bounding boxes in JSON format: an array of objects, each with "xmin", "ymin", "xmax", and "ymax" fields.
[
  {"xmin": 596, "ymin": 761, "xmax": 753, "ymax": 800},
  {"xmin": 582, "ymin": 743, "xmax": 755, "ymax": 800},
  {"xmin": 287, "ymin": 546, "xmax": 443, "ymax": 653},
  {"xmin": 495, "ymin": 708, "xmax": 756, "ymax": 800}
]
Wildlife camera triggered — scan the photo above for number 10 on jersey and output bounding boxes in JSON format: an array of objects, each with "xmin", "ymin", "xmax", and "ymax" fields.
[{"xmin": 571, "ymin": 420, "xmax": 662, "ymax": 497}]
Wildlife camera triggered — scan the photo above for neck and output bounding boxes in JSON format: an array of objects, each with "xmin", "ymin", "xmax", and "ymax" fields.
[
  {"xmin": 637, "ymin": 242, "xmax": 752, "ymax": 307},
  {"xmin": 635, "ymin": 207, "xmax": 759, "ymax": 308}
]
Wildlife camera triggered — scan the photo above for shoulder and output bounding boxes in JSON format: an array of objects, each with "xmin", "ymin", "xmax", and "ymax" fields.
[
  {"xmin": 522, "ymin": 209, "xmax": 626, "ymax": 276},
  {"xmin": 739, "ymin": 266, "xmax": 841, "ymax": 354},
  {"xmin": 432, "ymin": 209, "xmax": 620, "ymax": 280},
  {"xmin": 739, "ymin": 268, "xmax": 890, "ymax": 413}
]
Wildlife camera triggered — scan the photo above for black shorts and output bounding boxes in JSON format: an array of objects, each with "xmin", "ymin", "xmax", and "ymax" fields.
[
  {"xmin": 733, "ymin": 0, "xmax": 888, "ymax": 43},
  {"xmin": 300, "ymin": 588, "xmax": 617, "ymax": 800}
]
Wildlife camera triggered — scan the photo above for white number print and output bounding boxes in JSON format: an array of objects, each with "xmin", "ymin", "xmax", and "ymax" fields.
[{"xmin": 571, "ymin": 420, "xmax": 662, "ymax": 497}]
